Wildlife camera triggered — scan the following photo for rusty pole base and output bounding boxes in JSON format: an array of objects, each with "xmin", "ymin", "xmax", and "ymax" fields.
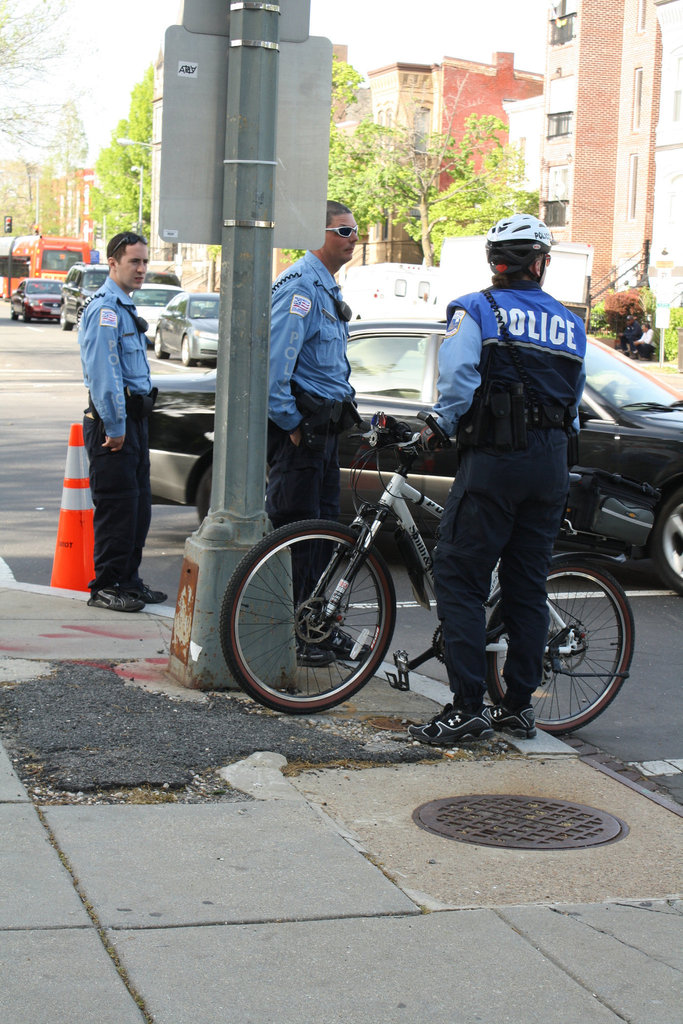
[{"xmin": 167, "ymin": 514, "xmax": 268, "ymax": 691}]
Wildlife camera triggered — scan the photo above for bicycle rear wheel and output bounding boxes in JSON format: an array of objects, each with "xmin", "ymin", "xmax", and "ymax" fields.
[
  {"xmin": 220, "ymin": 519, "xmax": 397, "ymax": 713},
  {"xmin": 485, "ymin": 563, "xmax": 634, "ymax": 734}
]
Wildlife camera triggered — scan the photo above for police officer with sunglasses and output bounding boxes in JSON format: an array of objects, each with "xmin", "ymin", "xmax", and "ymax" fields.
[
  {"xmin": 78, "ymin": 232, "xmax": 167, "ymax": 613},
  {"xmin": 266, "ymin": 200, "xmax": 362, "ymax": 665}
]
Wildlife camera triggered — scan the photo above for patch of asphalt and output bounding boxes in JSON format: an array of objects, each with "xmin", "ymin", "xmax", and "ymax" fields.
[{"xmin": 0, "ymin": 660, "xmax": 460, "ymax": 796}]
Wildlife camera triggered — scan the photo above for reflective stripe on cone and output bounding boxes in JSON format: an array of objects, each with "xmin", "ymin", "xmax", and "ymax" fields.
[{"xmin": 50, "ymin": 423, "xmax": 95, "ymax": 592}]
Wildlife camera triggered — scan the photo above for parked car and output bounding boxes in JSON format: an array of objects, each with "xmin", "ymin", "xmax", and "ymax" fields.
[
  {"xmin": 131, "ymin": 283, "xmax": 183, "ymax": 345},
  {"xmin": 145, "ymin": 269, "xmax": 182, "ymax": 287},
  {"xmin": 10, "ymin": 278, "xmax": 62, "ymax": 322},
  {"xmin": 153, "ymin": 291, "xmax": 219, "ymax": 366},
  {"xmin": 60, "ymin": 262, "xmax": 110, "ymax": 331},
  {"xmin": 148, "ymin": 320, "xmax": 683, "ymax": 594}
]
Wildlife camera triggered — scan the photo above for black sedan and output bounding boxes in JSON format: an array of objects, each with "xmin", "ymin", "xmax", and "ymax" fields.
[
  {"xmin": 149, "ymin": 320, "xmax": 683, "ymax": 595},
  {"xmin": 153, "ymin": 291, "xmax": 219, "ymax": 366},
  {"xmin": 10, "ymin": 278, "xmax": 62, "ymax": 322}
]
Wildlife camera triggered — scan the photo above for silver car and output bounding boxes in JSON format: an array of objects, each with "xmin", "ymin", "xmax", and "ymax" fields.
[{"xmin": 153, "ymin": 291, "xmax": 219, "ymax": 366}]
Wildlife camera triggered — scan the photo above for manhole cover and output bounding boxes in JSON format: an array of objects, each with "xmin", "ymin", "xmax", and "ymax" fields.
[{"xmin": 413, "ymin": 794, "xmax": 628, "ymax": 850}]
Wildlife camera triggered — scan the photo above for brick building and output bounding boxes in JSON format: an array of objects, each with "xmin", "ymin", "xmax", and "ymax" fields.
[
  {"xmin": 539, "ymin": 0, "xmax": 662, "ymax": 296},
  {"xmin": 650, "ymin": 0, "xmax": 683, "ymax": 310},
  {"xmin": 361, "ymin": 53, "xmax": 543, "ymax": 265}
]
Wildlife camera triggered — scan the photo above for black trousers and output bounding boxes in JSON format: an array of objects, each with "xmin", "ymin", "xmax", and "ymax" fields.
[
  {"xmin": 82, "ymin": 413, "xmax": 152, "ymax": 594},
  {"xmin": 433, "ymin": 430, "xmax": 569, "ymax": 711},
  {"xmin": 265, "ymin": 423, "xmax": 341, "ymax": 529}
]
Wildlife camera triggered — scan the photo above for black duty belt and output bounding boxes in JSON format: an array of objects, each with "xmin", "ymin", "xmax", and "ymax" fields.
[
  {"xmin": 524, "ymin": 404, "xmax": 567, "ymax": 429},
  {"xmin": 88, "ymin": 387, "xmax": 158, "ymax": 421}
]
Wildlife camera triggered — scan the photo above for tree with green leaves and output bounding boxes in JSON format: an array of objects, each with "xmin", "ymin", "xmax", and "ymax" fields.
[
  {"xmin": 92, "ymin": 66, "xmax": 154, "ymax": 238},
  {"xmin": 330, "ymin": 83, "xmax": 539, "ymax": 267},
  {"xmin": 0, "ymin": 0, "xmax": 66, "ymax": 152}
]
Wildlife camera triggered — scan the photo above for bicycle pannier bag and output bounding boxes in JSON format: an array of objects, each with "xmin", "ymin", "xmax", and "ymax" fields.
[{"xmin": 565, "ymin": 468, "xmax": 660, "ymax": 546}]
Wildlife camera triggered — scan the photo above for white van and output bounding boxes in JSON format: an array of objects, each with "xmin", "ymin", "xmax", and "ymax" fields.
[{"xmin": 339, "ymin": 263, "xmax": 443, "ymax": 320}]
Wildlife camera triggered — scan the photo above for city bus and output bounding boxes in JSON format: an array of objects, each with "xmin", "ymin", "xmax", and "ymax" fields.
[{"xmin": 0, "ymin": 235, "xmax": 91, "ymax": 299}]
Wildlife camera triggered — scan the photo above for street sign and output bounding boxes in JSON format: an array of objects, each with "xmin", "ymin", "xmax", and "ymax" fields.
[
  {"xmin": 181, "ymin": 0, "xmax": 311, "ymax": 41},
  {"xmin": 159, "ymin": 24, "xmax": 331, "ymax": 249},
  {"xmin": 656, "ymin": 304, "xmax": 671, "ymax": 329}
]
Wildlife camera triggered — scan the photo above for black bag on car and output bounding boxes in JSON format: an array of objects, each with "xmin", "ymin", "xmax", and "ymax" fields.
[{"xmin": 565, "ymin": 468, "xmax": 660, "ymax": 546}]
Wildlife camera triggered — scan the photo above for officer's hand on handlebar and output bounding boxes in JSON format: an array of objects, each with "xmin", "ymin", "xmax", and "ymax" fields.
[
  {"xmin": 418, "ymin": 426, "xmax": 442, "ymax": 451},
  {"xmin": 417, "ymin": 410, "xmax": 452, "ymax": 450}
]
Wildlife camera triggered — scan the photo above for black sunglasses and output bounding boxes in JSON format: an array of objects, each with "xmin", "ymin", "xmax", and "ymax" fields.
[
  {"xmin": 325, "ymin": 225, "xmax": 358, "ymax": 238},
  {"xmin": 108, "ymin": 232, "xmax": 148, "ymax": 258}
]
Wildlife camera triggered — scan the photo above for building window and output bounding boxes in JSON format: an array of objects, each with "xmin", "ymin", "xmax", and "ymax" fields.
[
  {"xmin": 550, "ymin": 0, "xmax": 577, "ymax": 15},
  {"xmin": 413, "ymin": 107, "xmax": 430, "ymax": 153},
  {"xmin": 545, "ymin": 201, "xmax": 568, "ymax": 226},
  {"xmin": 547, "ymin": 111, "xmax": 573, "ymax": 137},
  {"xmin": 627, "ymin": 154, "xmax": 639, "ymax": 221},
  {"xmin": 633, "ymin": 67, "xmax": 643, "ymax": 130},
  {"xmin": 551, "ymin": 13, "xmax": 576, "ymax": 46},
  {"xmin": 548, "ymin": 164, "xmax": 569, "ymax": 199},
  {"xmin": 674, "ymin": 58, "xmax": 683, "ymax": 122},
  {"xmin": 545, "ymin": 165, "xmax": 570, "ymax": 226},
  {"xmin": 636, "ymin": 0, "xmax": 646, "ymax": 33}
]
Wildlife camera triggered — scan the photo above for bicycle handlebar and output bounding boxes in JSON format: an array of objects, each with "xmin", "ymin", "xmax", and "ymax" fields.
[{"xmin": 365, "ymin": 411, "xmax": 452, "ymax": 451}]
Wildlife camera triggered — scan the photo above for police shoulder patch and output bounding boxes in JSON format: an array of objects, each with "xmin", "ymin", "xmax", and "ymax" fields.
[
  {"xmin": 445, "ymin": 308, "xmax": 466, "ymax": 337},
  {"xmin": 289, "ymin": 293, "xmax": 312, "ymax": 317},
  {"xmin": 99, "ymin": 307, "xmax": 118, "ymax": 328}
]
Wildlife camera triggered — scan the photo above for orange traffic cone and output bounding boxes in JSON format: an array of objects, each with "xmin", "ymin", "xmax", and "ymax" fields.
[{"xmin": 50, "ymin": 423, "xmax": 95, "ymax": 592}]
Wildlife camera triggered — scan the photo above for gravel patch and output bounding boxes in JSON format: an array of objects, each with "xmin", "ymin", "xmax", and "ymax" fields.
[{"xmin": 0, "ymin": 661, "xmax": 512, "ymax": 805}]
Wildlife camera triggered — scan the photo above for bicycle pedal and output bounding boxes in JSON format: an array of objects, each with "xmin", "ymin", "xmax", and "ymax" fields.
[
  {"xmin": 387, "ymin": 649, "xmax": 411, "ymax": 691},
  {"xmin": 386, "ymin": 670, "xmax": 410, "ymax": 692}
]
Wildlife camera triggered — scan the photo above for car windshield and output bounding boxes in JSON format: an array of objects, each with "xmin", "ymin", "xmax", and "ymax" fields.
[
  {"xmin": 133, "ymin": 288, "xmax": 180, "ymax": 307},
  {"xmin": 84, "ymin": 270, "xmax": 109, "ymax": 288},
  {"xmin": 348, "ymin": 331, "xmax": 432, "ymax": 400},
  {"xmin": 586, "ymin": 343, "xmax": 679, "ymax": 411},
  {"xmin": 26, "ymin": 281, "xmax": 61, "ymax": 295},
  {"xmin": 189, "ymin": 299, "xmax": 219, "ymax": 319}
]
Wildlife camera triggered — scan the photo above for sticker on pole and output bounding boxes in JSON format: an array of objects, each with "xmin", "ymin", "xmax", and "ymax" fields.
[{"xmin": 177, "ymin": 61, "xmax": 199, "ymax": 79}]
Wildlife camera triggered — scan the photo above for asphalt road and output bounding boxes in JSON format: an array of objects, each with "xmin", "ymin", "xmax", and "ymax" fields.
[{"xmin": 1, "ymin": 306, "xmax": 681, "ymax": 804}]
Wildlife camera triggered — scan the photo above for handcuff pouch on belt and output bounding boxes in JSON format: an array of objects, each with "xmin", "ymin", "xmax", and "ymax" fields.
[
  {"xmin": 294, "ymin": 389, "xmax": 361, "ymax": 452},
  {"xmin": 87, "ymin": 387, "xmax": 158, "ymax": 423},
  {"xmin": 125, "ymin": 386, "xmax": 158, "ymax": 419},
  {"xmin": 457, "ymin": 381, "xmax": 528, "ymax": 452}
]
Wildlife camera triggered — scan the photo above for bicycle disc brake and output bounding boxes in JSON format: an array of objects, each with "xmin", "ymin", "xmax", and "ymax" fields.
[{"xmin": 295, "ymin": 597, "xmax": 335, "ymax": 644}]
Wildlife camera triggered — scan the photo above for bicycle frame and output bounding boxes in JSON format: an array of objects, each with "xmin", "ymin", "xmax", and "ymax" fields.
[{"xmin": 348, "ymin": 458, "xmax": 592, "ymax": 693}]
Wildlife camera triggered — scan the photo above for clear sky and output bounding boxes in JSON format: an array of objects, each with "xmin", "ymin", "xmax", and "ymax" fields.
[{"xmin": 7, "ymin": 0, "xmax": 549, "ymax": 164}]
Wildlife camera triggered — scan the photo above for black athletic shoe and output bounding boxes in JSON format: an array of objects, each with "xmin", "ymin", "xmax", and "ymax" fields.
[
  {"xmin": 408, "ymin": 704, "xmax": 494, "ymax": 745},
  {"xmin": 320, "ymin": 628, "xmax": 370, "ymax": 661},
  {"xmin": 295, "ymin": 640, "xmax": 335, "ymax": 668},
  {"xmin": 88, "ymin": 587, "xmax": 145, "ymax": 613},
  {"xmin": 129, "ymin": 583, "xmax": 168, "ymax": 604},
  {"xmin": 489, "ymin": 703, "xmax": 537, "ymax": 738}
]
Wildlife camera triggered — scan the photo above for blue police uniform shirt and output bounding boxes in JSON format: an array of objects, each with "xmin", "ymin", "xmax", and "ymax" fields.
[
  {"xmin": 268, "ymin": 250, "xmax": 354, "ymax": 432},
  {"xmin": 433, "ymin": 280, "xmax": 586, "ymax": 436},
  {"xmin": 79, "ymin": 277, "xmax": 152, "ymax": 438}
]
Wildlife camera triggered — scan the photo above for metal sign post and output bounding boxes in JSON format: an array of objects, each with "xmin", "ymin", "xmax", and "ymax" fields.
[{"xmin": 168, "ymin": 2, "xmax": 278, "ymax": 689}]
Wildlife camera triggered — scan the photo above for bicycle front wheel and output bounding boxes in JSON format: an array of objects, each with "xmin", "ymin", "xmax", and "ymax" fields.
[
  {"xmin": 220, "ymin": 520, "xmax": 397, "ymax": 714},
  {"xmin": 485, "ymin": 563, "xmax": 635, "ymax": 734}
]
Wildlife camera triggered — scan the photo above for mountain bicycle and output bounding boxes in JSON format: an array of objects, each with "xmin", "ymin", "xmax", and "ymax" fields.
[{"xmin": 220, "ymin": 413, "xmax": 635, "ymax": 734}]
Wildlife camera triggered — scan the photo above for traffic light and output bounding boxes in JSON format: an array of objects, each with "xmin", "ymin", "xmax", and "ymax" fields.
[{"xmin": 3, "ymin": 215, "xmax": 12, "ymax": 233}]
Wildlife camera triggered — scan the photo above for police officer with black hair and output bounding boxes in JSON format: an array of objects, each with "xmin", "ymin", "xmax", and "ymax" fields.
[
  {"xmin": 79, "ymin": 232, "xmax": 167, "ymax": 612},
  {"xmin": 409, "ymin": 214, "xmax": 587, "ymax": 745}
]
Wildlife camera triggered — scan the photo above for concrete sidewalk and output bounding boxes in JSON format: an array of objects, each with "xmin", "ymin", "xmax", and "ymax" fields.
[{"xmin": 1, "ymin": 582, "xmax": 681, "ymax": 1024}]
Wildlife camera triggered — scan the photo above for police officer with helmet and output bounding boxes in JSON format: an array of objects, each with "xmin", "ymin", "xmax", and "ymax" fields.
[{"xmin": 409, "ymin": 214, "xmax": 587, "ymax": 745}]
